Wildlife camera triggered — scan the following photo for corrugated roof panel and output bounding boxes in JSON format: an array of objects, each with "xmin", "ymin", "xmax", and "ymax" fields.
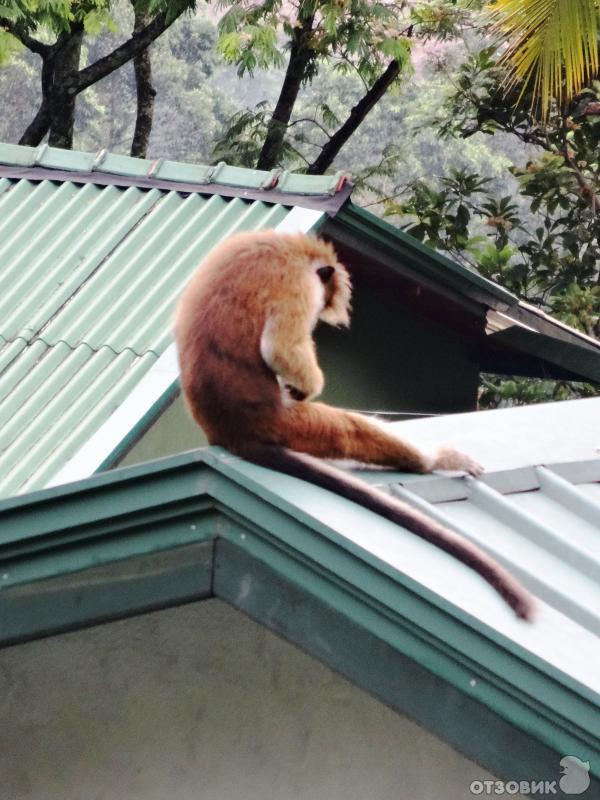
[
  {"xmin": 0, "ymin": 170, "xmax": 293, "ymax": 498},
  {"xmin": 0, "ymin": 340, "xmax": 73, "ymax": 421},
  {"xmin": 415, "ymin": 485, "xmax": 600, "ymax": 634},
  {"xmin": 0, "ymin": 338, "xmax": 31, "ymax": 393},
  {"xmin": 357, "ymin": 401, "xmax": 600, "ymax": 637},
  {"xmin": 41, "ymin": 194, "xmax": 286, "ymax": 353},
  {"xmin": 16, "ymin": 351, "xmax": 157, "ymax": 496},
  {"xmin": 0, "ymin": 184, "xmax": 162, "ymax": 343}
]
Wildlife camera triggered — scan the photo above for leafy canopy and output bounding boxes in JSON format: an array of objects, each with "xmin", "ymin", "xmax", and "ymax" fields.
[{"xmin": 488, "ymin": 0, "xmax": 600, "ymax": 117}]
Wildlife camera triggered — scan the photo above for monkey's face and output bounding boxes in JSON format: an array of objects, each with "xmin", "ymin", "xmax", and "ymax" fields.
[{"xmin": 310, "ymin": 253, "xmax": 351, "ymax": 328}]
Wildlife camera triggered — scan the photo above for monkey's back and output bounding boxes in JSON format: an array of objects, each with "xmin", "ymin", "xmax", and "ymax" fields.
[{"xmin": 174, "ymin": 231, "xmax": 319, "ymax": 444}]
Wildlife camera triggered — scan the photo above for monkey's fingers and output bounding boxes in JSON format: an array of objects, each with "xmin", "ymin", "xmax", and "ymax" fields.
[
  {"xmin": 432, "ymin": 447, "xmax": 484, "ymax": 478},
  {"xmin": 285, "ymin": 384, "xmax": 307, "ymax": 402}
]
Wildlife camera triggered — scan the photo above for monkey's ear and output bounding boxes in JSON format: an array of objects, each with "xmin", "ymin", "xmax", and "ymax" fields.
[{"xmin": 317, "ymin": 266, "xmax": 335, "ymax": 283}]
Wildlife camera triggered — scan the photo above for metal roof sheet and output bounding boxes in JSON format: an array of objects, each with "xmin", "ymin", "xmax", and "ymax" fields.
[
  {"xmin": 2, "ymin": 140, "xmax": 599, "ymax": 501},
  {"xmin": 0, "ymin": 170, "xmax": 289, "ymax": 498},
  {"xmin": 351, "ymin": 398, "xmax": 600, "ymax": 640}
]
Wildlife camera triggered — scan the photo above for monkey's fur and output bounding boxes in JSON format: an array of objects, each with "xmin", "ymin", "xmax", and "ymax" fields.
[{"xmin": 174, "ymin": 231, "xmax": 534, "ymax": 620}]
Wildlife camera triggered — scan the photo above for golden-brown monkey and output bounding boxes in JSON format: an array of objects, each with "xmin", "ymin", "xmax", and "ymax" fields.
[{"xmin": 174, "ymin": 230, "xmax": 534, "ymax": 620}]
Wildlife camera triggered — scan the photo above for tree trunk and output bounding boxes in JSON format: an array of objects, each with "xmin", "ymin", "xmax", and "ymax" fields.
[
  {"xmin": 19, "ymin": 55, "xmax": 56, "ymax": 146},
  {"xmin": 130, "ymin": 5, "xmax": 156, "ymax": 158},
  {"xmin": 19, "ymin": 99, "xmax": 51, "ymax": 146},
  {"xmin": 307, "ymin": 59, "xmax": 400, "ymax": 175},
  {"xmin": 256, "ymin": 11, "xmax": 315, "ymax": 170},
  {"xmin": 16, "ymin": 8, "xmax": 182, "ymax": 151},
  {"xmin": 48, "ymin": 23, "xmax": 85, "ymax": 149}
]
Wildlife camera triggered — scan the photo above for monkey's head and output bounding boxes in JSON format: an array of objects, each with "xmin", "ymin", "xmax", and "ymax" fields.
[{"xmin": 287, "ymin": 233, "xmax": 352, "ymax": 328}]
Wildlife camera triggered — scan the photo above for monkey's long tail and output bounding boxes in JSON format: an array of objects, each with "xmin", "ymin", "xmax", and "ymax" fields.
[{"xmin": 235, "ymin": 443, "xmax": 534, "ymax": 621}]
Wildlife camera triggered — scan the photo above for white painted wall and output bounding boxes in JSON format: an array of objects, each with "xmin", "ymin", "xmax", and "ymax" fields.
[{"xmin": 0, "ymin": 600, "xmax": 512, "ymax": 800}]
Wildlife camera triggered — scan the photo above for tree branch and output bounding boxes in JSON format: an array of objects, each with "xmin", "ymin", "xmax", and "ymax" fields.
[
  {"xmin": 18, "ymin": 98, "xmax": 51, "ymax": 145},
  {"xmin": 77, "ymin": 9, "xmax": 181, "ymax": 93},
  {"xmin": 130, "ymin": 3, "xmax": 156, "ymax": 158},
  {"xmin": 0, "ymin": 16, "xmax": 50, "ymax": 57},
  {"xmin": 256, "ymin": 9, "xmax": 316, "ymax": 170},
  {"xmin": 307, "ymin": 59, "xmax": 400, "ymax": 175}
]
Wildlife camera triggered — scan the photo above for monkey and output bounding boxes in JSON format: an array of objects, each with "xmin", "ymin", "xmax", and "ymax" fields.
[{"xmin": 174, "ymin": 230, "xmax": 534, "ymax": 621}]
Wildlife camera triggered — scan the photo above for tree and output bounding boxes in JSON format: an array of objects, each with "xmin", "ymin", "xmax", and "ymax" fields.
[
  {"xmin": 488, "ymin": 0, "xmax": 600, "ymax": 118},
  {"xmin": 382, "ymin": 46, "xmax": 600, "ymax": 405},
  {"xmin": 215, "ymin": 0, "xmax": 472, "ymax": 173},
  {"xmin": 131, "ymin": 1, "xmax": 156, "ymax": 157},
  {"xmin": 76, "ymin": 11, "xmax": 228, "ymax": 161},
  {"xmin": 0, "ymin": 0, "xmax": 196, "ymax": 149}
]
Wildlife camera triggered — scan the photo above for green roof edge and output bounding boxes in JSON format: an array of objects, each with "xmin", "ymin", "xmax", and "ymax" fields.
[
  {"xmin": 333, "ymin": 201, "xmax": 519, "ymax": 307},
  {"xmin": 0, "ymin": 142, "xmax": 350, "ymax": 198},
  {"xmin": 0, "ymin": 446, "xmax": 597, "ymax": 782}
]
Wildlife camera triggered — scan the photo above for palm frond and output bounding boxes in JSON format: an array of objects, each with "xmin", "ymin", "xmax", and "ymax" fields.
[{"xmin": 488, "ymin": 0, "xmax": 600, "ymax": 117}]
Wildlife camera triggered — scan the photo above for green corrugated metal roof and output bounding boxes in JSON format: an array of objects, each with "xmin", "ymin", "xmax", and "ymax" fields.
[
  {"xmin": 2, "ymin": 140, "xmax": 599, "ymax": 500},
  {"xmin": 0, "ymin": 168, "xmax": 289, "ymax": 497}
]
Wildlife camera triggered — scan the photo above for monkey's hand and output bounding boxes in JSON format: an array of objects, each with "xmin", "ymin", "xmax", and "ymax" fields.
[
  {"xmin": 430, "ymin": 446, "xmax": 484, "ymax": 478},
  {"xmin": 261, "ymin": 315, "xmax": 325, "ymax": 401},
  {"xmin": 285, "ymin": 384, "xmax": 308, "ymax": 402},
  {"xmin": 279, "ymin": 360, "xmax": 324, "ymax": 401}
]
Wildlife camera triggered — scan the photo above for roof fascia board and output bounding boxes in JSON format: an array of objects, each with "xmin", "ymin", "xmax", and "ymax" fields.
[
  {"xmin": 45, "ymin": 206, "xmax": 325, "ymax": 490},
  {"xmin": 215, "ymin": 539, "xmax": 600, "ymax": 792},
  {"xmin": 0, "ymin": 540, "xmax": 214, "ymax": 647},
  {"xmin": 507, "ymin": 302, "xmax": 600, "ymax": 353},
  {"xmin": 487, "ymin": 327, "xmax": 600, "ymax": 384},
  {"xmin": 205, "ymin": 452, "xmax": 600, "ymax": 713},
  {"xmin": 329, "ymin": 202, "xmax": 519, "ymax": 308},
  {"xmin": 0, "ymin": 452, "xmax": 597, "ymax": 774}
]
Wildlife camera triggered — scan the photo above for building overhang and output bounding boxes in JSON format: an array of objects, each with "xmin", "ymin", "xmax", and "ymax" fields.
[{"xmin": 0, "ymin": 447, "xmax": 597, "ymax": 790}]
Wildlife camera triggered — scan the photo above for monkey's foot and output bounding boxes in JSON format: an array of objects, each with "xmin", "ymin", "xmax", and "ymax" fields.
[{"xmin": 431, "ymin": 446, "xmax": 484, "ymax": 477}]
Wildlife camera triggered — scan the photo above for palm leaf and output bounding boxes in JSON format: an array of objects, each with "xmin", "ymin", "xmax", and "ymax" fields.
[{"xmin": 488, "ymin": 0, "xmax": 600, "ymax": 117}]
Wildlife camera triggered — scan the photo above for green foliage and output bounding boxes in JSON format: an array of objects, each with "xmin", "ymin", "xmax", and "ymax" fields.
[
  {"xmin": 212, "ymin": 103, "xmax": 271, "ymax": 166},
  {"xmin": 0, "ymin": 0, "xmax": 194, "ymax": 46},
  {"xmin": 410, "ymin": 0, "xmax": 476, "ymax": 39},
  {"xmin": 217, "ymin": 0, "xmax": 414, "ymax": 84},
  {"xmin": 387, "ymin": 46, "xmax": 600, "ymax": 406},
  {"xmin": 478, "ymin": 374, "xmax": 598, "ymax": 409},
  {"xmin": 214, "ymin": 0, "xmax": 482, "ymax": 171},
  {"xmin": 0, "ymin": 0, "xmax": 114, "ymax": 36},
  {"xmin": 0, "ymin": 28, "xmax": 22, "ymax": 65},
  {"xmin": 218, "ymin": 26, "xmax": 284, "ymax": 76},
  {"xmin": 487, "ymin": 0, "xmax": 599, "ymax": 119}
]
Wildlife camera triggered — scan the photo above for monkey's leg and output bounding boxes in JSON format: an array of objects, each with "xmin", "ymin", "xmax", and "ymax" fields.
[{"xmin": 272, "ymin": 402, "xmax": 482, "ymax": 475}]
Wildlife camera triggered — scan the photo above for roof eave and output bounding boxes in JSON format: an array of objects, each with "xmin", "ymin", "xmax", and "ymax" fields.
[
  {"xmin": 330, "ymin": 202, "xmax": 600, "ymax": 383},
  {"xmin": 0, "ymin": 447, "xmax": 597, "ymax": 786}
]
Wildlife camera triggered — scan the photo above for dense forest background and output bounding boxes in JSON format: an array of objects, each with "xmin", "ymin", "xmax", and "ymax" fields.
[{"xmin": 0, "ymin": 0, "xmax": 598, "ymax": 407}]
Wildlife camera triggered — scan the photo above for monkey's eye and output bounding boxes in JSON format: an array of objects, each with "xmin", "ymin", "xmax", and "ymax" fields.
[{"xmin": 317, "ymin": 266, "xmax": 335, "ymax": 283}]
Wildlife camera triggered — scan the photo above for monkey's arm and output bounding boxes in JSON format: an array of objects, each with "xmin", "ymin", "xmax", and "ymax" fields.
[{"xmin": 260, "ymin": 313, "xmax": 324, "ymax": 401}]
